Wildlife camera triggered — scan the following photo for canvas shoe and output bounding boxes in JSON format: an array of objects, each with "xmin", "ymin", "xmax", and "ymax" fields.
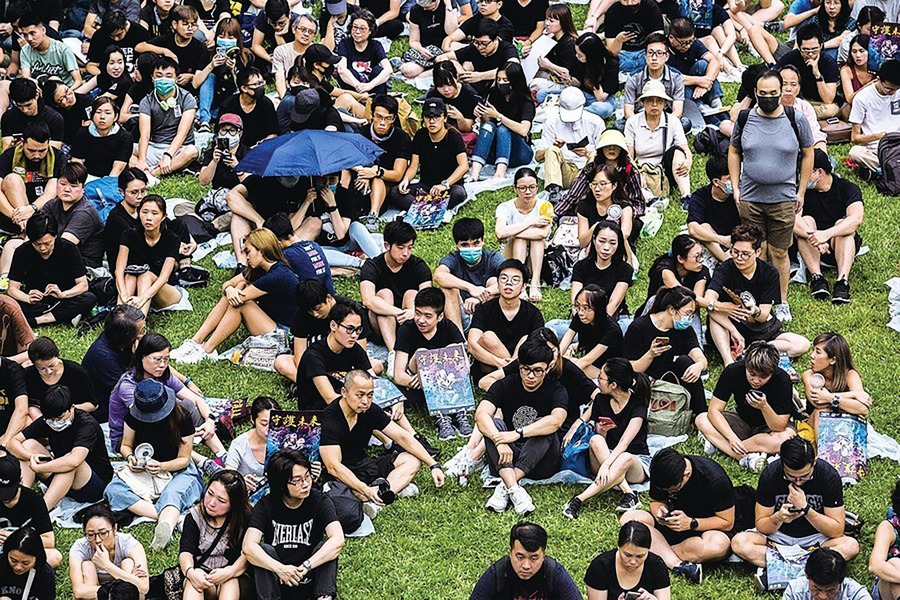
[
  {"xmin": 453, "ymin": 412, "xmax": 473, "ymax": 437},
  {"xmin": 562, "ymin": 496, "xmax": 582, "ymax": 520},
  {"xmin": 362, "ymin": 212, "xmax": 379, "ymax": 233},
  {"xmin": 774, "ymin": 302, "xmax": 793, "ymax": 323},
  {"xmin": 698, "ymin": 430, "xmax": 718, "ymax": 456},
  {"xmin": 436, "ymin": 415, "xmax": 456, "ymax": 441},
  {"xmin": 387, "ymin": 351, "xmax": 396, "ymax": 379},
  {"xmin": 739, "ymin": 452, "xmax": 768, "ymax": 473},
  {"xmin": 507, "ymin": 485, "xmax": 535, "ymax": 516},
  {"xmin": 363, "ymin": 501, "xmax": 382, "ymax": 520},
  {"xmin": 616, "ymin": 492, "xmax": 642, "ymax": 512},
  {"xmin": 486, "ymin": 483, "xmax": 510, "ymax": 513},
  {"xmin": 809, "ymin": 274, "xmax": 830, "ymax": 299},
  {"xmin": 170, "ymin": 339, "xmax": 205, "ymax": 364}
]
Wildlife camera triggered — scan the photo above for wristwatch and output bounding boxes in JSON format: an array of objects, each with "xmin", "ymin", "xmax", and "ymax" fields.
[
  {"xmin": 301, "ymin": 559, "xmax": 312, "ymax": 570},
  {"xmin": 430, "ymin": 462, "xmax": 441, "ymax": 470},
  {"xmin": 377, "ymin": 166, "xmax": 385, "ymax": 178},
  {"xmin": 708, "ymin": 300, "xmax": 716, "ymax": 313},
  {"xmin": 690, "ymin": 518, "xmax": 699, "ymax": 531},
  {"xmin": 515, "ymin": 427, "xmax": 524, "ymax": 440},
  {"xmin": 830, "ymin": 395, "xmax": 841, "ymax": 410},
  {"xmin": 441, "ymin": 179, "xmax": 450, "ymax": 188},
  {"xmin": 814, "ymin": 75, "xmax": 824, "ymax": 82}
]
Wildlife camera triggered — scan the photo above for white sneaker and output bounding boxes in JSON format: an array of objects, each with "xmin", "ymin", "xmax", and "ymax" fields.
[
  {"xmin": 363, "ymin": 501, "xmax": 381, "ymax": 520},
  {"xmin": 397, "ymin": 482, "xmax": 419, "ymax": 498},
  {"xmin": 485, "ymin": 483, "xmax": 509, "ymax": 513},
  {"xmin": 508, "ymin": 485, "xmax": 535, "ymax": 516},
  {"xmin": 387, "ymin": 350, "xmax": 396, "ymax": 379},
  {"xmin": 739, "ymin": 452, "xmax": 768, "ymax": 473},
  {"xmin": 171, "ymin": 340, "xmax": 204, "ymax": 363},
  {"xmin": 774, "ymin": 302, "xmax": 793, "ymax": 323},
  {"xmin": 698, "ymin": 431, "xmax": 718, "ymax": 456}
]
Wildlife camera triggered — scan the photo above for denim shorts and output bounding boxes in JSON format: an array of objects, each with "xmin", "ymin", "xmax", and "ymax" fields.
[
  {"xmin": 104, "ymin": 461, "xmax": 204, "ymax": 513},
  {"xmin": 65, "ymin": 471, "xmax": 109, "ymax": 503}
]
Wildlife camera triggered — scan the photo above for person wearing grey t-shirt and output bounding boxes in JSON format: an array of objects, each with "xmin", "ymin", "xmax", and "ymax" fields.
[{"xmin": 781, "ymin": 547, "xmax": 871, "ymax": 600}]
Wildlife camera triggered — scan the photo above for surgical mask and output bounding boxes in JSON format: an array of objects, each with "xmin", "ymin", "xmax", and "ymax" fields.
[
  {"xmin": 218, "ymin": 132, "xmax": 240, "ymax": 147},
  {"xmin": 459, "ymin": 247, "xmax": 483, "ymax": 264},
  {"xmin": 807, "ymin": 171, "xmax": 820, "ymax": 189},
  {"xmin": 216, "ymin": 37, "xmax": 237, "ymax": 53},
  {"xmin": 328, "ymin": 183, "xmax": 337, "ymax": 192},
  {"xmin": 154, "ymin": 77, "xmax": 175, "ymax": 95},
  {"xmin": 250, "ymin": 86, "xmax": 265, "ymax": 99},
  {"xmin": 756, "ymin": 94, "xmax": 781, "ymax": 113},
  {"xmin": 277, "ymin": 175, "xmax": 300, "ymax": 188},
  {"xmin": 496, "ymin": 82, "xmax": 511, "ymax": 95},
  {"xmin": 673, "ymin": 315, "xmax": 693, "ymax": 330},
  {"xmin": 47, "ymin": 417, "xmax": 73, "ymax": 432}
]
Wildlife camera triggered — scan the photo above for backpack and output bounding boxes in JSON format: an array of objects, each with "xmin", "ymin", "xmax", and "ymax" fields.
[
  {"xmin": 493, "ymin": 555, "xmax": 558, "ymax": 598},
  {"xmin": 735, "ymin": 106, "xmax": 803, "ymax": 174},
  {"xmin": 647, "ymin": 372, "xmax": 693, "ymax": 436},
  {"xmin": 732, "ymin": 484, "xmax": 757, "ymax": 533},
  {"xmin": 540, "ymin": 244, "xmax": 575, "ymax": 287},
  {"xmin": 693, "ymin": 125, "xmax": 730, "ymax": 158},
  {"xmin": 876, "ymin": 132, "xmax": 900, "ymax": 196}
]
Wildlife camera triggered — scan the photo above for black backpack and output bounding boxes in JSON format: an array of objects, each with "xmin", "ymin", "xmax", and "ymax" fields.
[
  {"xmin": 693, "ymin": 125, "xmax": 731, "ymax": 158},
  {"xmin": 492, "ymin": 555, "xmax": 559, "ymax": 599},
  {"xmin": 876, "ymin": 132, "xmax": 900, "ymax": 196}
]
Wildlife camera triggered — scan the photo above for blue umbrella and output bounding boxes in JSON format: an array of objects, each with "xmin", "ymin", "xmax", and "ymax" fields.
[{"xmin": 236, "ymin": 130, "xmax": 384, "ymax": 177}]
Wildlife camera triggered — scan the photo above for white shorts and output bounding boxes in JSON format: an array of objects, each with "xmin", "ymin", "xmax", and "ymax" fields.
[{"xmin": 768, "ymin": 530, "xmax": 828, "ymax": 547}]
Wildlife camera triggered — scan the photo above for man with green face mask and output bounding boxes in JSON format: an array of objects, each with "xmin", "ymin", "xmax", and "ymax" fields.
[{"xmin": 434, "ymin": 217, "xmax": 503, "ymax": 333}]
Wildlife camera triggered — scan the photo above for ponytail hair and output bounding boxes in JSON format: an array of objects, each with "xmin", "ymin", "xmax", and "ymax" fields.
[
  {"xmin": 649, "ymin": 285, "xmax": 695, "ymax": 314},
  {"xmin": 601, "ymin": 357, "xmax": 651, "ymax": 405}
]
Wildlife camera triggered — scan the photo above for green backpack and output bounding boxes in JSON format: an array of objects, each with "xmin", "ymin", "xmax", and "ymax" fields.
[{"xmin": 648, "ymin": 372, "xmax": 693, "ymax": 437}]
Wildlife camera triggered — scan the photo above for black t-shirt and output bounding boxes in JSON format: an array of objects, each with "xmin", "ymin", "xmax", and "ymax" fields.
[
  {"xmin": 298, "ymin": 338, "xmax": 371, "ymax": 408},
  {"xmin": 21, "ymin": 409, "xmax": 114, "ymax": 482},
  {"xmin": 455, "ymin": 40, "xmax": 519, "ymax": 94},
  {"xmin": 408, "ymin": 3, "xmax": 447, "ymax": 47},
  {"xmin": 686, "ymin": 183, "xmax": 741, "ymax": 237},
  {"xmin": 320, "ymin": 399, "xmax": 391, "ymax": 467},
  {"xmin": 125, "ymin": 80, "xmax": 152, "ymax": 110},
  {"xmin": 336, "ymin": 38, "xmax": 388, "ymax": 94},
  {"xmin": 184, "ymin": 0, "xmax": 231, "ymax": 23},
  {"xmin": 395, "ymin": 319, "xmax": 464, "ymax": 357},
  {"xmin": 756, "ymin": 458, "xmax": 843, "ymax": 538},
  {"xmin": 361, "ymin": 126, "xmax": 412, "ymax": 170},
  {"xmin": 409, "ymin": 127, "xmax": 467, "ymax": 186},
  {"xmin": 104, "ymin": 203, "xmax": 136, "ymax": 268},
  {"xmin": 253, "ymin": 10, "xmax": 295, "ymax": 50},
  {"xmin": 486, "ymin": 87, "xmax": 536, "ymax": 135},
  {"xmin": 359, "ymin": 254, "xmax": 432, "ymax": 307},
  {"xmin": 241, "ymin": 175, "xmax": 308, "ymax": 219},
  {"xmin": 9, "ymin": 238, "xmax": 86, "ymax": 293},
  {"xmin": 604, "ymin": 0, "xmax": 663, "ymax": 51},
  {"xmin": 96, "ymin": 72, "xmax": 133, "ymax": 106},
  {"xmin": 123, "ymin": 407, "xmax": 194, "ymax": 462},
  {"xmin": 248, "ymin": 490, "xmax": 338, "ymax": 568},
  {"xmin": 589, "ymin": 393, "xmax": 649, "ymax": 455},
  {"xmin": 0, "ymin": 147, "xmax": 64, "ymax": 203},
  {"xmin": 545, "ymin": 35, "xmax": 578, "ymax": 73},
  {"xmin": 0, "ymin": 105, "xmax": 65, "ymax": 142},
  {"xmin": 645, "ymin": 256, "xmax": 710, "ymax": 303},
  {"xmin": 218, "ymin": 93, "xmax": 278, "ymax": 148},
  {"xmin": 713, "ymin": 360, "xmax": 794, "ymax": 428},
  {"xmin": 70, "ymin": 126, "xmax": 133, "ymax": 177},
  {"xmin": 501, "ymin": 358, "xmax": 598, "ymax": 432},
  {"xmin": 179, "ymin": 511, "xmax": 242, "ymax": 563},
  {"xmin": 25, "ymin": 360, "xmax": 98, "ymax": 411},
  {"xmin": 709, "ymin": 258, "xmax": 781, "ymax": 308},
  {"xmin": 149, "ymin": 34, "xmax": 209, "ymax": 74},
  {"xmin": 201, "ymin": 142, "xmax": 249, "ymax": 189},
  {"xmin": 290, "ymin": 296, "xmax": 371, "ymax": 346},
  {"xmin": 572, "ymin": 53, "xmax": 620, "ymax": 96},
  {"xmin": 470, "ymin": 297, "xmax": 544, "ymax": 356},
  {"xmin": 460, "ymin": 13, "xmax": 515, "ymax": 42},
  {"xmin": 0, "ymin": 561, "xmax": 55, "ymax": 600},
  {"xmin": 0, "ymin": 486, "xmax": 52, "ymax": 535},
  {"xmin": 500, "ymin": 0, "xmax": 549, "ymax": 37},
  {"xmin": 56, "ymin": 94, "xmax": 94, "ymax": 145},
  {"xmin": 425, "ymin": 83, "xmax": 482, "ymax": 121},
  {"xmin": 484, "ymin": 372, "xmax": 568, "ymax": 432},
  {"xmin": 472, "ymin": 557, "xmax": 581, "ymax": 600},
  {"xmin": 279, "ymin": 88, "xmax": 343, "ymax": 135},
  {"xmin": 567, "ymin": 316, "xmax": 624, "ymax": 369},
  {"xmin": 584, "ymin": 550, "xmax": 670, "ymax": 596},
  {"xmin": 572, "ymin": 258, "xmax": 634, "ymax": 315},
  {"xmin": 88, "ymin": 22, "xmax": 150, "ymax": 73},
  {"xmin": 139, "ymin": 5, "xmax": 173, "ymax": 38},
  {"xmin": 776, "ymin": 49, "xmax": 840, "ymax": 102},
  {"xmin": 249, "ymin": 261, "xmax": 300, "ymax": 327},
  {"xmin": 120, "ymin": 227, "xmax": 180, "ymax": 276},
  {"xmin": 650, "ymin": 455, "xmax": 735, "ymax": 517},
  {"xmin": 0, "ymin": 358, "xmax": 26, "ymax": 430},
  {"xmin": 668, "ymin": 39, "xmax": 710, "ymax": 77},
  {"xmin": 624, "ymin": 314, "xmax": 699, "ymax": 370},
  {"xmin": 803, "ymin": 176, "xmax": 863, "ymax": 231}
]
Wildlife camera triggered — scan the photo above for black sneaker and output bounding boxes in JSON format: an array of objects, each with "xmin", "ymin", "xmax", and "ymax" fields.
[
  {"xmin": 435, "ymin": 415, "xmax": 456, "ymax": 441},
  {"xmin": 832, "ymin": 278, "xmax": 851, "ymax": 304},
  {"xmin": 673, "ymin": 561, "xmax": 703, "ymax": 584},
  {"xmin": 546, "ymin": 183, "xmax": 562, "ymax": 205},
  {"xmin": 414, "ymin": 433, "xmax": 441, "ymax": 460},
  {"xmin": 562, "ymin": 496, "xmax": 582, "ymax": 520},
  {"xmin": 615, "ymin": 491, "xmax": 642, "ymax": 512},
  {"xmin": 809, "ymin": 274, "xmax": 830, "ymax": 299},
  {"xmin": 680, "ymin": 195, "xmax": 691, "ymax": 212},
  {"xmin": 453, "ymin": 411, "xmax": 473, "ymax": 437}
]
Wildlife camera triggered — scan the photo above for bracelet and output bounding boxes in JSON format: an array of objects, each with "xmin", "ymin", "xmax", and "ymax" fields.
[
  {"xmin": 430, "ymin": 463, "xmax": 441, "ymax": 470},
  {"xmin": 163, "ymin": 151, "xmax": 173, "ymax": 158},
  {"xmin": 184, "ymin": 376, "xmax": 192, "ymax": 387},
  {"xmin": 185, "ymin": 566, "xmax": 193, "ymax": 576}
]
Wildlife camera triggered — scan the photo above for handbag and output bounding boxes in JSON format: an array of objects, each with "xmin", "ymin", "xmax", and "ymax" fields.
[
  {"xmin": 560, "ymin": 421, "xmax": 594, "ymax": 478},
  {"xmin": 647, "ymin": 371, "xmax": 693, "ymax": 437},
  {"xmin": 114, "ymin": 464, "xmax": 173, "ymax": 503},
  {"xmin": 148, "ymin": 514, "xmax": 231, "ymax": 600}
]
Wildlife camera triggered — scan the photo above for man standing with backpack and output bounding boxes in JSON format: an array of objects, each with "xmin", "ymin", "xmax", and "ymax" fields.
[{"xmin": 728, "ymin": 69, "xmax": 814, "ymax": 324}]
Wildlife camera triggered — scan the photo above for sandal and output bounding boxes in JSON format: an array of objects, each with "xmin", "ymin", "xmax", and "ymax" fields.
[{"xmin": 528, "ymin": 283, "xmax": 543, "ymax": 303}]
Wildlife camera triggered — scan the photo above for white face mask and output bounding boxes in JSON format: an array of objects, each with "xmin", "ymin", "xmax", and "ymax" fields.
[{"xmin": 47, "ymin": 416, "xmax": 73, "ymax": 432}]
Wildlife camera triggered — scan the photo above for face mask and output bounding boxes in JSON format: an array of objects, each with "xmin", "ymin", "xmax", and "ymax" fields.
[
  {"xmin": 673, "ymin": 315, "xmax": 693, "ymax": 330},
  {"xmin": 289, "ymin": 85, "xmax": 306, "ymax": 96},
  {"xmin": 154, "ymin": 77, "xmax": 175, "ymax": 95},
  {"xmin": 248, "ymin": 85, "xmax": 265, "ymax": 99},
  {"xmin": 328, "ymin": 183, "xmax": 338, "ymax": 192},
  {"xmin": 756, "ymin": 94, "xmax": 781, "ymax": 113},
  {"xmin": 216, "ymin": 37, "xmax": 237, "ymax": 51},
  {"xmin": 807, "ymin": 171, "xmax": 820, "ymax": 189},
  {"xmin": 218, "ymin": 132, "xmax": 240, "ymax": 147},
  {"xmin": 277, "ymin": 175, "xmax": 300, "ymax": 188},
  {"xmin": 496, "ymin": 82, "xmax": 511, "ymax": 95},
  {"xmin": 47, "ymin": 417, "xmax": 73, "ymax": 432},
  {"xmin": 459, "ymin": 247, "xmax": 483, "ymax": 264}
]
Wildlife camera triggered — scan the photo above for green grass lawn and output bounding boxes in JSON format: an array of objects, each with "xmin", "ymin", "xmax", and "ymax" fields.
[{"xmin": 38, "ymin": 28, "xmax": 900, "ymax": 600}]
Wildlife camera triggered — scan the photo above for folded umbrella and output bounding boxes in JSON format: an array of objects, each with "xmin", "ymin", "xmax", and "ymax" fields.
[{"xmin": 236, "ymin": 130, "xmax": 384, "ymax": 177}]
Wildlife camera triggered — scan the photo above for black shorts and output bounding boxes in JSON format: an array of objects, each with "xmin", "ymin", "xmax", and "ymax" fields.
[
  {"xmin": 820, "ymin": 233, "xmax": 863, "ymax": 267},
  {"xmin": 658, "ymin": 521, "xmax": 704, "ymax": 546},
  {"xmin": 348, "ymin": 449, "xmax": 402, "ymax": 485}
]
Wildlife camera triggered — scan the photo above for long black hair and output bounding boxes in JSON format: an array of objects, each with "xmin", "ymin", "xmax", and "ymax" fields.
[
  {"xmin": 602, "ymin": 357, "xmax": 651, "ymax": 405},
  {"xmin": 586, "ymin": 220, "xmax": 627, "ymax": 265},
  {"xmin": 818, "ymin": 0, "xmax": 851, "ymax": 34},
  {"xmin": 574, "ymin": 284, "xmax": 617, "ymax": 338},
  {"xmin": 132, "ymin": 332, "xmax": 172, "ymax": 381},
  {"xmin": 646, "ymin": 234, "xmax": 701, "ymax": 299},
  {"xmin": 495, "ymin": 60, "xmax": 530, "ymax": 118},
  {"xmin": 576, "ymin": 32, "xmax": 614, "ymax": 92}
]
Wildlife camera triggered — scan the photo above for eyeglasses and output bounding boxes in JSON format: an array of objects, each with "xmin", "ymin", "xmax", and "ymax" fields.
[
  {"xmin": 148, "ymin": 355, "xmax": 170, "ymax": 366},
  {"xmin": 573, "ymin": 303, "xmax": 593, "ymax": 312},
  {"xmin": 338, "ymin": 323, "xmax": 364, "ymax": 336},
  {"xmin": 498, "ymin": 274, "xmax": 522, "ymax": 284},
  {"xmin": 783, "ymin": 469, "xmax": 814, "ymax": 484},
  {"xmin": 288, "ymin": 473, "xmax": 312, "ymax": 486},
  {"xmin": 670, "ymin": 36, "xmax": 694, "ymax": 47},
  {"xmin": 297, "ymin": 26, "xmax": 316, "ymax": 35},
  {"xmin": 86, "ymin": 529, "xmax": 112, "ymax": 541},
  {"xmin": 472, "ymin": 39, "xmax": 493, "ymax": 48},
  {"xmin": 800, "ymin": 45, "xmax": 821, "ymax": 55},
  {"xmin": 515, "ymin": 184, "xmax": 537, "ymax": 192},
  {"xmin": 589, "ymin": 181, "xmax": 613, "ymax": 190},
  {"xmin": 646, "ymin": 50, "xmax": 668, "ymax": 58},
  {"xmin": 519, "ymin": 364, "xmax": 546, "ymax": 377},
  {"xmin": 351, "ymin": 24, "xmax": 369, "ymax": 32},
  {"xmin": 179, "ymin": 21, "xmax": 198, "ymax": 29},
  {"xmin": 730, "ymin": 248, "xmax": 755, "ymax": 260}
]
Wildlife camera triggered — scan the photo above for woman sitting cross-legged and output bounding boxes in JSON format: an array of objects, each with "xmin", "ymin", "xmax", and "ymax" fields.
[
  {"xmin": 561, "ymin": 358, "xmax": 651, "ymax": 520},
  {"xmin": 171, "ymin": 228, "xmax": 300, "ymax": 364},
  {"xmin": 104, "ymin": 379, "xmax": 205, "ymax": 551},
  {"xmin": 559, "ymin": 285, "xmax": 624, "ymax": 379},
  {"xmin": 225, "ymin": 396, "xmax": 280, "ymax": 494},
  {"xmin": 801, "ymin": 332, "xmax": 870, "ymax": 430},
  {"xmin": 69, "ymin": 504, "xmax": 149, "ymax": 600},
  {"xmin": 114, "ymin": 194, "xmax": 184, "ymax": 317}
]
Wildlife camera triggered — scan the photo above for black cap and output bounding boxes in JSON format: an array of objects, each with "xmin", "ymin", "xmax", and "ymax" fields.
[
  {"xmin": 422, "ymin": 97, "xmax": 446, "ymax": 118},
  {"xmin": 0, "ymin": 452, "xmax": 21, "ymax": 502},
  {"xmin": 291, "ymin": 89, "xmax": 322, "ymax": 123},
  {"xmin": 305, "ymin": 43, "xmax": 340, "ymax": 66}
]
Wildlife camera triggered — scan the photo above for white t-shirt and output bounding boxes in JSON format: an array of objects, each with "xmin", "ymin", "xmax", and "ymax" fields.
[
  {"xmin": 225, "ymin": 430, "xmax": 265, "ymax": 479},
  {"xmin": 848, "ymin": 84, "xmax": 900, "ymax": 150},
  {"xmin": 495, "ymin": 198, "xmax": 541, "ymax": 227},
  {"xmin": 70, "ymin": 533, "xmax": 141, "ymax": 584},
  {"xmin": 624, "ymin": 111, "xmax": 688, "ymax": 165}
]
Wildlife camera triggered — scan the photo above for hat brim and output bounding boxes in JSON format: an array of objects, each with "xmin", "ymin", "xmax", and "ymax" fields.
[
  {"xmin": 639, "ymin": 92, "xmax": 673, "ymax": 103},
  {"xmin": 326, "ymin": 0, "xmax": 346, "ymax": 14},
  {"xmin": 558, "ymin": 105, "xmax": 583, "ymax": 123},
  {"xmin": 0, "ymin": 484, "xmax": 18, "ymax": 502},
  {"xmin": 130, "ymin": 387, "xmax": 176, "ymax": 423}
]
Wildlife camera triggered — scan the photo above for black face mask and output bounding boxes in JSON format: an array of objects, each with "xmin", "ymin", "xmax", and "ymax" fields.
[
  {"xmin": 496, "ymin": 82, "xmax": 511, "ymax": 96},
  {"xmin": 290, "ymin": 85, "xmax": 306, "ymax": 96},
  {"xmin": 756, "ymin": 94, "xmax": 781, "ymax": 113}
]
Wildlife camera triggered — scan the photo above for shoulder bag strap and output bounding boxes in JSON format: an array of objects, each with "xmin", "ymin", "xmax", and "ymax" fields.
[{"xmin": 195, "ymin": 514, "xmax": 231, "ymax": 570}]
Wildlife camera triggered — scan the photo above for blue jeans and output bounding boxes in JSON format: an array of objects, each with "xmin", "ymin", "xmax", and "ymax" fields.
[
  {"xmin": 323, "ymin": 221, "xmax": 383, "ymax": 267},
  {"xmin": 198, "ymin": 72, "xmax": 216, "ymax": 123},
  {"xmin": 683, "ymin": 60, "xmax": 723, "ymax": 105},
  {"xmin": 618, "ymin": 50, "xmax": 646, "ymax": 75},
  {"xmin": 472, "ymin": 122, "xmax": 534, "ymax": 168},
  {"xmin": 583, "ymin": 90, "xmax": 618, "ymax": 119},
  {"xmin": 104, "ymin": 461, "xmax": 204, "ymax": 513}
]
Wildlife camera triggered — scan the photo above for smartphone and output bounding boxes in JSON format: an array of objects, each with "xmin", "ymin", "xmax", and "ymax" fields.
[
  {"xmin": 787, "ymin": 506, "xmax": 803, "ymax": 513},
  {"xmin": 566, "ymin": 137, "xmax": 589, "ymax": 150},
  {"xmin": 655, "ymin": 336, "xmax": 670, "ymax": 346},
  {"xmin": 36, "ymin": 455, "xmax": 52, "ymax": 463},
  {"xmin": 216, "ymin": 136, "xmax": 229, "ymax": 151},
  {"xmin": 596, "ymin": 416, "xmax": 617, "ymax": 429},
  {"xmin": 624, "ymin": 592, "xmax": 642, "ymax": 600}
]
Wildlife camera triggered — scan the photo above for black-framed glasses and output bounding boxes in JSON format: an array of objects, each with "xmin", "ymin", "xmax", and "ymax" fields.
[
  {"xmin": 338, "ymin": 323, "xmax": 364, "ymax": 336},
  {"xmin": 731, "ymin": 248, "xmax": 755, "ymax": 259},
  {"xmin": 520, "ymin": 365, "xmax": 546, "ymax": 377},
  {"xmin": 783, "ymin": 469, "xmax": 814, "ymax": 484}
]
